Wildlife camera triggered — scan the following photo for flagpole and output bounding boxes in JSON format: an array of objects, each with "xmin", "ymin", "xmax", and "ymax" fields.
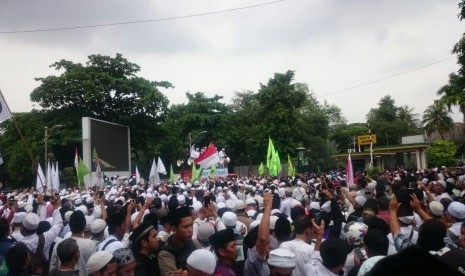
[{"xmin": 11, "ymin": 116, "xmax": 45, "ymax": 190}]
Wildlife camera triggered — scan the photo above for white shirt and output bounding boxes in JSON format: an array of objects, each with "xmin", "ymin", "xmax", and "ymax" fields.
[
  {"xmin": 21, "ymin": 207, "xmax": 63, "ymax": 260},
  {"xmin": 49, "ymin": 236, "xmax": 97, "ymax": 276},
  {"xmin": 280, "ymin": 197, "xmax": 293, "ymax": 217},
  {"xmin": 97, "ymin": 234, "xmax": 124, "ymax": 254},
  {"xmin": 304, "ymin": 251, "xmax": 338, "ymax": 276},
  {"xmin": 280, "ymin": 238, "xmax": 315, "ymax": 276},
  {"xmin": 435, "ymin": 192, "xmax": 452, "ymax": 202}
]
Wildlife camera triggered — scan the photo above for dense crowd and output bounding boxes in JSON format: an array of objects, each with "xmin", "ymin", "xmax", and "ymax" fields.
[{"xmin": 0, "ymin": 166, "xmax": 464, "ymax": 275}]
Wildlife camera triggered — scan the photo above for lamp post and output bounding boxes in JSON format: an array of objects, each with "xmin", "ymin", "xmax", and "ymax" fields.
[
  {"xmin": 188, "ymin": 130, "xmax": 208, "ymax": 148},
  {"xmin": 296, "ymin": 146, "xmax": 305, "ymax": 173},
  {"xmin": 44, "ymin": 124, "xmax": 63, "ymax": 183}
]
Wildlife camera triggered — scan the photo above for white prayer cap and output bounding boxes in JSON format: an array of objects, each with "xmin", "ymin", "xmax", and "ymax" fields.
[
  {"xmin": 85, "ymin": 215, "xmax": 94, "ymax": 232},
  {"xmin": 222, "ymin": 211, "xmax": 237, "ymax": 227},
  {"xmin": 250, "ymin": 220, "xmax": 260, "ymax": 230},
  {"xmin": 393, "ymin": 176, "xmax": 401, "ymax": 182},
  {"xmin": 270, "ymin": 216, "xmax": 279, "ymax": 230},
  {"xmin": 63, "ymin": 211, "xmax": 73, "ymax": 223},
  {"xmin": 267, "ymin": 248, "xmax": 296, "ymax": 268},
  {"xmin": 429, "ymin": 201, "xmax": 444, "ymax": 216},
  {"xmin": 255, "ymin": 213, "xmax": 263, "ymax": 221},
  {"xmin": 197, "ymin": 222, "xmax": 216, "ymax": 243},
  {"xmin": 217, "ymin": 202, "xmax": 226, "ymax": 209},
  {"xmin": 398, "ymin": 215, "xmax": 414, "ymax": 224},
  {"xmin": 177, "ymin": 195, "xmax": 186, "ymax": 205},
  {"xmin": 74, "ymin": 198, "xmax": 82, "ymax": 205},
  {"xmin": 235, "ymin": 200, "xmax": 246, "ymax": 211},
  {"xmin": 75, "ymin": 205, "xmax": 88, "ymax": 216},
  {"xmin": 355, "ymin": 196, "xmax": 366, "ymax": 207},
  {"xmin": 246, "ymin": 210, "xmax": 257, "ymax": 218},
  {"xmin": 437, "ymin": 180, "xmax": 447, "ymax": 188},
  {"xmin": 271, "ymin": 209, "xmax": 281, "ymax": 216},
  {"xmin": 216, "ymin": 196, "xmax": 226, "ymax": 203},
  {"xmin": 448, "ymin": 202, "xmax": 465, "ymax": 220},
  {"xmin": 22, "ymin": 213, "xmax": 40, "ymax": 231},
  {"xmin": 17, "ymin": 201, "xmax": 26, "ymax": 209},
  {"xmin": 91, "ymin": 219, "xmax": 107, "ymax": 234},
  {"xmin": 246, "ymin": 198, "xmax": 256, "ymax": 205},
  {"xmin": 11, "ymin": 212, "xmax": 25, "ymax": 224},
  {"xmin": 87, "ymin": 251, "xmax": 114, "ymax": 274},
  {"xmin": 290, "ymin": 199, "xmax": 302, "ymax": 208},
  {"xmin": 225, "ymin": 199, "xmax": 236, "ymax": 211},
  {"xmin": 24, "ymin": 204, "xmax": 32, "ymax": 213},
  {"xmin": 186, "ymin": 249, "xmax": 216, "ymax": 275},
  {"xmin": 160, "ymin": 194, "xmax": 168, "ymax": 203}
]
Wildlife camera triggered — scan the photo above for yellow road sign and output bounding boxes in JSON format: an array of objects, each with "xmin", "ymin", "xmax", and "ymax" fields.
[{"xmin": 358, "ymin": 134, "xmax": 377, "ymax": 145}]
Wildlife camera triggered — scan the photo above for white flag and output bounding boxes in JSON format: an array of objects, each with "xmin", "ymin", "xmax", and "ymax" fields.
[
  {"xmin": 46, "ymin": 161, "xmax": 52, "ymax": 192},
  {"xmin": 149, "ymin": 158, "xmax": 160, "ymax": 185},
  {"xmin": 36, "ymin": 163, "xmax": 46, "ymax": 192},
  {"xmin": 135, "ymin": 166, "xmax": 140, "ymax": 184},
  {"xmin": 157, "ymin": 157, "xmax": 167, "ymax": 175},
  {"xmin": 53, "ymin": 161, "xmax": 60, "ymax": 192},
  {"xmin": 0, "ymin": 90, "xmax": 12, "ymax": 123},
  {"xmin": 94, "ymin": 162, "xmax": 103, "ymax": 187}
]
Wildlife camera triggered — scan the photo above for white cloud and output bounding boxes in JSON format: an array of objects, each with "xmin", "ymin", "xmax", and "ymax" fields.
[{"xmin": 0, "ymin": 0, "xmax": 463, "ymax": 123}]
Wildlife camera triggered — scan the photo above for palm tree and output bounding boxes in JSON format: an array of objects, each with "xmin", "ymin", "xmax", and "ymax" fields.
[
  {"xmin": 397, "ymin": 105, "xmax": 420, "ymax": 128},
  {"xmin": 437, "ymin": 73, "xmax": 465, "ymax": 124},
  {"xmin": 422, "ymin": 101, "xmax": 454, "ymax": 140}
]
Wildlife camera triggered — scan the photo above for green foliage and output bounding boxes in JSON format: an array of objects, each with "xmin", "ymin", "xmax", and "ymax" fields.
[
  {"xmin": 427, "ymin": 140, "xmax": 456, "ymax": 167},
  {"xmin": 331, "ymin": 123, "xmax": 369, "ymax": 152},
  {"xmin": 437, "ymin": 72, "xmax": 465, "ymax": 123},
  {"xmin": 366, "ymin": 95, "xmax": 421, "ymax": 146},
  {"xmin": 422, "ymin": 101, "xmax": 454, "ymax": 140}
]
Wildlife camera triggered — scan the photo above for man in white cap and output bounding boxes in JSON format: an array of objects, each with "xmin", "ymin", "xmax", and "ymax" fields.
[
  {"xmin": 21, "ymin": 193, "xmax": 63, "ymax": 260},
  {"xmin": 267, "ymin": 248, "xmax": 296, "ymax": 276},
  {"xmin": 185, "ymin": 249, "xmax": 217, "ymax": 276},
  {"xmin": 446, "ymin": 201, "xmax": 465, "ymax": 244},
  {"xmin": 430, "ymin": 180, "xmax": 452, "ymax": 201},
  {"xmin": 87, "ymin": 251, "xmax": 116, "ymax": 276},
  {"xmin": 235, "ymin": 200, "xmax": 253, "ymax": 231}
]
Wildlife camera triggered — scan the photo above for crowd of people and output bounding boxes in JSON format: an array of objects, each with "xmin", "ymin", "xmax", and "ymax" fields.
[{"xmin": 0, "ymin": 166, "xmax": 464, "ymax": 275}]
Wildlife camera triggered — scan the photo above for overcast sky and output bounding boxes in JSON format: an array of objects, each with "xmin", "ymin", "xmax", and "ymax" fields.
[{"xmin": 0, "ymin": 0, "xmax": 463, "ymax": 123}]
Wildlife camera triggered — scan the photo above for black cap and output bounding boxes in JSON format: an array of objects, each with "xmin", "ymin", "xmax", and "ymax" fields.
[{"xmin": 209, "ymin": 229, "xmax": 235, "ymax": 248}]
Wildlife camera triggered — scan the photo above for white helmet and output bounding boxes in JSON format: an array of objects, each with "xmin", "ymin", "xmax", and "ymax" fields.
[{"xmin": 343, "ymin": 221, "xmax": 368, "ymax": 246}]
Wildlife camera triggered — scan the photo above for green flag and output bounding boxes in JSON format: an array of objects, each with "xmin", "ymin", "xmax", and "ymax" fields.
[
  {"xmin": 258, "ymin": 162, "xmax": 266, "ymax": 176},
  {"xmin": 269, "ymin": 151, "xmax": 278, "ymax": 177},
  {"xmin": 266, "ymin": 138, "xmax": 275, "ymax": 169},
  {"xmin": 287, "ymin": 154, "xmax": 296, "ymax": 177},
  {"xmin": 169, "ymin": 164, "xmax": 175, "ymax": 184},
  {"xmin": 191, "ymin": 163, "xmax": 203, "ymax": 182},
  {"xmin": 275, "ymin": 150, "xmax": 282, "ymax": 176},
  {"xmin": 77, "ymin": 157, "xmax": 90, "ymax": 188},
  {"xmin": 209, "ymin": 164, "xmax": 217, "ymax": 178}
]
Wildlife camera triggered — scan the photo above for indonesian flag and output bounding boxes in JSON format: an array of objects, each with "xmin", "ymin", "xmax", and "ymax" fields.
[
  {"xmin": 194, "ymin": 143, "xmax": 221, "ymax": 169},
  {"xmin": 346, "ymin": 153, "xmax": 354, "ymax": 185}
]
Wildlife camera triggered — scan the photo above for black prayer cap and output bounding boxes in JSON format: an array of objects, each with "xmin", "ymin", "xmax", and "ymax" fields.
[{"xmin": 209, "ymin": 229, "xmax": 235, "ymax": 248}]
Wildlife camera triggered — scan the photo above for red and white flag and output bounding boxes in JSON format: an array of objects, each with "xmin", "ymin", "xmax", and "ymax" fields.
[
  {"xmin": 346, "ymin": 153, "xmax": 354, "ymax": 185},
  {"xmin": 194, "ymin": 143, "xmax": 220, "ymax": 169}
]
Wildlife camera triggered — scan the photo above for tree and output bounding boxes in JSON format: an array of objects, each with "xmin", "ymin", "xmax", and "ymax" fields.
[
  {"xmin": 331, "ymin": 123, "xmax": 369, "ymax": 152},
  {"xmin": 162, "ymin": 92, "xmax": 232, "ymax": 169},
  {"xmin": 427, "ymin": 140, "xmax": 456, "ymax": 167},
  {"xmin": 437, "ymin": 73, "xmax": 465, "ymax": 124},
  {"xmin": 397, "ymin": 105, "xmax": 420, "ymax": 129},
  {"xmin": 422, "ymin": 101, "xmax": 454, "ymax": 140},
  {"xmin": 226, "ymin": 71, "xmax": 332, "ymax": 171},
  {"xmin": 30, "ymin": 54, "xmax": 172, "ymax": 175},
  {"xmin": 453, "ymin": 1, "xmax": 465, "ymax": 76},
  {"xmin": 366, "ymin": 95, "xmax": 421, "ymax": 146}
]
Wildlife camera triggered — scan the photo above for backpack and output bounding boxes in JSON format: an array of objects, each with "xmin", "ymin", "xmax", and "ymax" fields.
[{"xmin": 28, "ymin": 234, "xmax": 49, "ymax": 276}]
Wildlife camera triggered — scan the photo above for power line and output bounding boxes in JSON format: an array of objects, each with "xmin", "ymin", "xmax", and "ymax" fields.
[
  {"xmin": 0, "ymin": 0, "xmax": 287, "ymax": 34},
  {"xmin": 317, "ymin": 57, "xmax": 455, "ymax": 98}
]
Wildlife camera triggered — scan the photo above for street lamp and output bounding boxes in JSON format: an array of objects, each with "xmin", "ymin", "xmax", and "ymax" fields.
[
  {"xmin": 188, "ymin": 130, "xmax": 208, "ymax": 148},
  {"xmin": 44, "ymin": 124, "xmax": 63, "ymax": 183},
  {"xmin": 296, "ymin": 146, "xmax": 305, "ymax": 173}
]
